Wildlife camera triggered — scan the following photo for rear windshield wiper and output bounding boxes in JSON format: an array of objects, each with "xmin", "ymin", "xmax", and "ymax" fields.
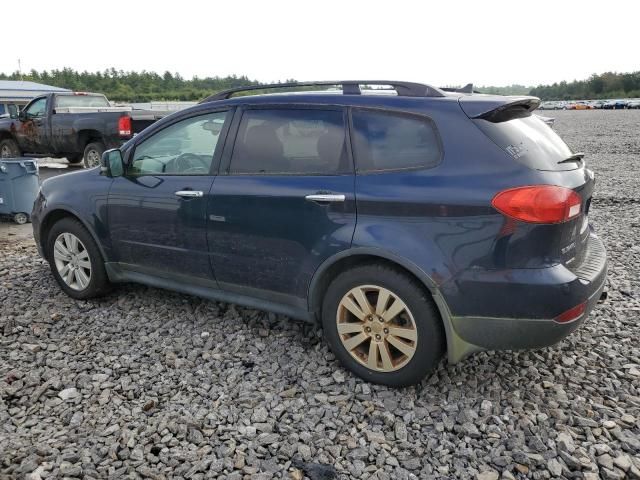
[{"xmin": 558, "ymin": 152, "xmax": 585, "ymax": 164}]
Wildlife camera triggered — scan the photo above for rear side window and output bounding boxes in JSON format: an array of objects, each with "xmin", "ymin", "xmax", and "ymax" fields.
[
  {"xmin": 473, "ymin": 115, "xmax": 576, "ymax": 171},
  {"xmin": 230, "ymin": 108, "xmax": 349, "ymax": 175},
  {"xmin": 351, "ymin": 109, "xmax": 441, "ymax": 173}
]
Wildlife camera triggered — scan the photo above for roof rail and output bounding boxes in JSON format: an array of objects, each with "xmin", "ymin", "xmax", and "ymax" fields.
[{"xmin": 200, "ymin": 80, "xmax": 445, "ymax": 103}]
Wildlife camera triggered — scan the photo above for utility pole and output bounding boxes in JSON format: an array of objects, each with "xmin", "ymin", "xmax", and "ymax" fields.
[{"xmin": 18, "ymin": 59, "xmax": 23, "ymax": 81}]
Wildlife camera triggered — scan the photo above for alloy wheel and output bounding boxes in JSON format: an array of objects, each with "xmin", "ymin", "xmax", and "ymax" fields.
[
  {"xmin": 85, "ymin": 149, "xmax": 101, "ymax": 168},
  {"xmin": 53, "ymin": 233, "xmax": 92, "ymax": 290},
  {"xmin": 336, "ymin": 285, "xmax": 418, "ymax": 372}
]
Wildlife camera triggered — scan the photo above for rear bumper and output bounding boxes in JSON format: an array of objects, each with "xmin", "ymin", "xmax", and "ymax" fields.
[{"xmin": 439, "ymin": 232, "xmax": 607, "ymax": 362}]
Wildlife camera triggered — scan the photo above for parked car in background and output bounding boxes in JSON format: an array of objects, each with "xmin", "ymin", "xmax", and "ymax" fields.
[
  {"xmin": 539, "ymin": 101, "xmax": 558, "ymax": 110},
  {"xmin": 32, "ymin": 80, "xmax": 607, "ymax": 387},
  {"xmin": 574, "ymin": 102, "xmax": 593, "ymax": 110},
  {"xmin": 603, "ymin": 100, "xmax": 627, "ymax": 110},
  {"xmin": 0, "ymin": 92, "xmax": 168, "ymax": 167},
  {"xmin": 590, "ymin": 100, "xmax": 605, "ymax": 109},
  {"xmin": 0, "ymin": 102, "xmax": 20, "ymax": 119},
  {"xmin": 625, "ymin": 100, "xmax": 640, "ymax": 109},
  {"xmin": 564, "ymin": 102, "xmax": 577, "ymax": 110}
]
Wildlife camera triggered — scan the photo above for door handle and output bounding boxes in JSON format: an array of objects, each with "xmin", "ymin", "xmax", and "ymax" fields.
[
  {"xmin": 175, "ymin": 190, "xmax": 203, "ymax": 198},
  {"xmin": 305, "ymin": 193, "xmax": 346, "ymax": 203}
]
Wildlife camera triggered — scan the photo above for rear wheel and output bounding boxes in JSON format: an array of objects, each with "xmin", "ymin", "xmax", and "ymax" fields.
[
  {"xmin": 13, "ymin": 213, "xmax": 29, "ymax": 225},
  {"xmin": 46, "ymin": 217, "xmax": 110, "ymax": 299},
  {"xmin": 322, "ymin": 264, "xmax": 445, "ymax": 387},
  {"xmin": 0, "ymin": 138, "xmax": 21, "ymax": 158},
  {"xmin": 83, "ymin": 141, "xmax": 105, "ymax": 169}
]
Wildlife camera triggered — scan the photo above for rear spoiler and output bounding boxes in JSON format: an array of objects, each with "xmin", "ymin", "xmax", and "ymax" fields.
[{"xmin": 459, "ymin": 96, "xmax": 541, "ymax": 123}]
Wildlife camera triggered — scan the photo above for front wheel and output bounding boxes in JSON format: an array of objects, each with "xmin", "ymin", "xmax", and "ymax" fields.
[
  {"xmin": 46, "ymin": 217, "xmax": 110, "ymax": 299},
  {"xmin": 322, "ymin": 264, "xmax": 445, "ymax": 387},
  {"xmin": 83, "ymin": 142, "xmax": 105, "ymax": 169},
  {"xmin": 0, "ymin": 138, "xmax": 21, "ymax": 158}
]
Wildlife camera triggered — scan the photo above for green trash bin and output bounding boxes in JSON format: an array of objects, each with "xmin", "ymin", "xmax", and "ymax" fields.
[{"xmin": 0, "ymin": 158, "xmax": 40, "ymax": 224}]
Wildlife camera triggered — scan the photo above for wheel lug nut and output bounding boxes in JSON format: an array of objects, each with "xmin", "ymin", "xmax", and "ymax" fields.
[
  {"xmin": 383, "ymin": 328, "xmax": 388, "ymax": 334},
  {"xmin": 375, "ymin": 334, "xmax": 381, "ymax": 340},
  {"xmin": 365, "ymin": 327, "xmax": 371, "ymax": 333}
]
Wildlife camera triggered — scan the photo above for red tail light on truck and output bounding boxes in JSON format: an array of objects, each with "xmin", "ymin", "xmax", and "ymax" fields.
[
  {"xmin": 492, "ymin": 185, "xmax": 581, "ymax": 224},
  {"xmin": 118, "ymin": 115, "xmax": 132, "ymax": 137}
]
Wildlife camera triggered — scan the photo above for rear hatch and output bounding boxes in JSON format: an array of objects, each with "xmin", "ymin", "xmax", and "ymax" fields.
[{"xmin": 460, "ymin": 95, "xmax": 595, "ymax": 271}]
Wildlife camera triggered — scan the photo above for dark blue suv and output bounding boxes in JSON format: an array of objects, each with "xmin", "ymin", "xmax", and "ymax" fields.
[{"xmin": 32, "ymin": 81, "xmax": 607, "ymax": 387}]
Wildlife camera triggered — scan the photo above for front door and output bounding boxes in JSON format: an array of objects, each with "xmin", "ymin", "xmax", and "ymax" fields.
[
  {"xmin": 208, "ymin": 106, "xmax": 357, "ymax": 306},
  {"xmin": 15, "ymin": 97, "xmax": 48, "ymax": 153},
  {"xmin": 107, "ymin": 109, "xmax": 231, "ymax": 282}
]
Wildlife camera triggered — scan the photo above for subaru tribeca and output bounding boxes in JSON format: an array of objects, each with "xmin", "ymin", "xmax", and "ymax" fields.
[{"xmin": 32, "ymin": 81, "xmax": 607, "ymax": 387}]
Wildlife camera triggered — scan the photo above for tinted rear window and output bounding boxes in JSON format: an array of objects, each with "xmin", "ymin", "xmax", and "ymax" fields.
[
  {"xmin": 351, "ymin": 109, "xmax": 441, "ymax": 173},
  {"xmin": 473, "ymin": 115, "xmax": 577, "ymax": 171}
]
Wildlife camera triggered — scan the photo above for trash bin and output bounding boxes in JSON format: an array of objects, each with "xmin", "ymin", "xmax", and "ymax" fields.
[{"xmin": 0, "ymin": 158, "xmax": 40, "ymax": 224}]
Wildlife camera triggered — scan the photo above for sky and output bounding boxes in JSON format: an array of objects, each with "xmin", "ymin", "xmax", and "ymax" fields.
[{"xmin": 3, "ymin": 0, "xmax": 638, "ymax": 87}]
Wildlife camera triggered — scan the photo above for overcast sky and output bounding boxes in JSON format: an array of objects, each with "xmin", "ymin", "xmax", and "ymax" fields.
[{"xmin": 3, "ymin": 0, "xmax": 638, "ymax": 87}]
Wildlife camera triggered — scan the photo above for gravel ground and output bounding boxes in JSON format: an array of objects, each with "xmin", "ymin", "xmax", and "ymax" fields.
[{"xmin": 1, "ymin": 110, "xmax": 639, "ymax": 480}]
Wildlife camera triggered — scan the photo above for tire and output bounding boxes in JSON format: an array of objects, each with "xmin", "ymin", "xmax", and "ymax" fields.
[
  {"xmin": 46, "ymin": 217, "xmax": 111, "ymax": 300},
  {"xmin": 322, "ymin": 264, "xmax": 445, "ymax": 387},
  {"xmin": 65, "ymin": 153, "xmax": 84, "ymax": 166},
  {"xmin": 0, "ymin": 138, "xmax": 21, "ymax": 158},
  {"xmin": 13, "ymin": 213, "xmax": 29, "ymax": 225},
  {"xmin": 83, "ymin": 141, "xmax": 105, "ymax": 169}
]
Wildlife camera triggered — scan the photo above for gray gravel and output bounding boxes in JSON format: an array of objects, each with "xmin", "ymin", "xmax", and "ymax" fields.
[{"xmin": 1, "ymin": 110, "xmax": 639, "ymax": 479}]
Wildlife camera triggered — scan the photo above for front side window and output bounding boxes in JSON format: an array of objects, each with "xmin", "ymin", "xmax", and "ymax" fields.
[
  {"xmin": 351, "ymin": 109, "xmax": 442, "ymax": 173},
  {"xmin": 129, "ymin": 111, "xmax": 228, "ymax": 175},
  {"xmin": 230, "ymin": 108, "xmax": 349, "ymax": 175},
  {"xmin": 24, "ymin": 98, "xmax": 47, "ymax": 118}
]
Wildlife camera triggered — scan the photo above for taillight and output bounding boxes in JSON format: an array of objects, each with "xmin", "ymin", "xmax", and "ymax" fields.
[
  {"xmin": 554, "ymin": 301, "xmax": 587, "ymax": 323},
  {"xmin": 118, "ymin": 116, "xmax": 132, "ymax": 137},
  {"xmin": 492, "ymin": 185, "xmax": 581, "ymax": 224}
]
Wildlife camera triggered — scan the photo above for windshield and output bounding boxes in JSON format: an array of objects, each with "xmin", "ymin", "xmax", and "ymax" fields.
[
  {"xmin": 473, "ymin": 115, "xmax": 577, "ymax": 171},
  {"xmin": 55, "ymin": 95, "xmax": 110, "ymax": 108}
]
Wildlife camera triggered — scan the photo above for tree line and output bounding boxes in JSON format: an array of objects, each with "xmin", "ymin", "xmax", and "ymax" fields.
[
  {"xmin": 529, "ymin": 71, "xmax": 640, "ymax": 100},
  {"xmin": 1, "ymin": 69, "xmax": 639, "ymax": 101},
  {"xmin": 0, "ymin": 68, "xmax": 262, "ymax": 102}
]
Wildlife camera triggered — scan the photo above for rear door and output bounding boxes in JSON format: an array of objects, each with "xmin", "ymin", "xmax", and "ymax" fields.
[
  {"xmin": 208, "ymin": 105, "xmax": 356, "ymax": 306},
  {"xmin": 107, "ymin": 109, "xmax": 231, "ymax": 282}
]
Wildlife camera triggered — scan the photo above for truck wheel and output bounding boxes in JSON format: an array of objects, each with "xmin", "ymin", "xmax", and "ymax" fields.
[
  {"xmin": 14, "ymin": 213, "xmax": 29, "ymax": 225},
  {"xmin": 0, "ymin": 138, "xmax": 21, "ymax": 158},
  {"xmin": 83, "ymin": 142, "xmax": 105, "ymax": 168}
]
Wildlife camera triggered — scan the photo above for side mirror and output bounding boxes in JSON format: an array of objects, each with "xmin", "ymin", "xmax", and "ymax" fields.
[
  {"xmin": 101, "ymin": 149, "xmax": 124, "ymax": 177},
  {"xmin": 18, "ymin": 111, "xmax": 27, "ymax": 121}
]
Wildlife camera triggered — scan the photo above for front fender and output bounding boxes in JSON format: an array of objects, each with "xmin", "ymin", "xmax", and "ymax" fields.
[{"xmin": 37, "ymin": 169, "xmax": 113, "ymax": 260}]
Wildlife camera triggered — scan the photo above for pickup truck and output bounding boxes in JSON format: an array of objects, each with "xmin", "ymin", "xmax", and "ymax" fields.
[{"xmin": 0, "ymin": 92, "xmax": 167, "ymax": 167}]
